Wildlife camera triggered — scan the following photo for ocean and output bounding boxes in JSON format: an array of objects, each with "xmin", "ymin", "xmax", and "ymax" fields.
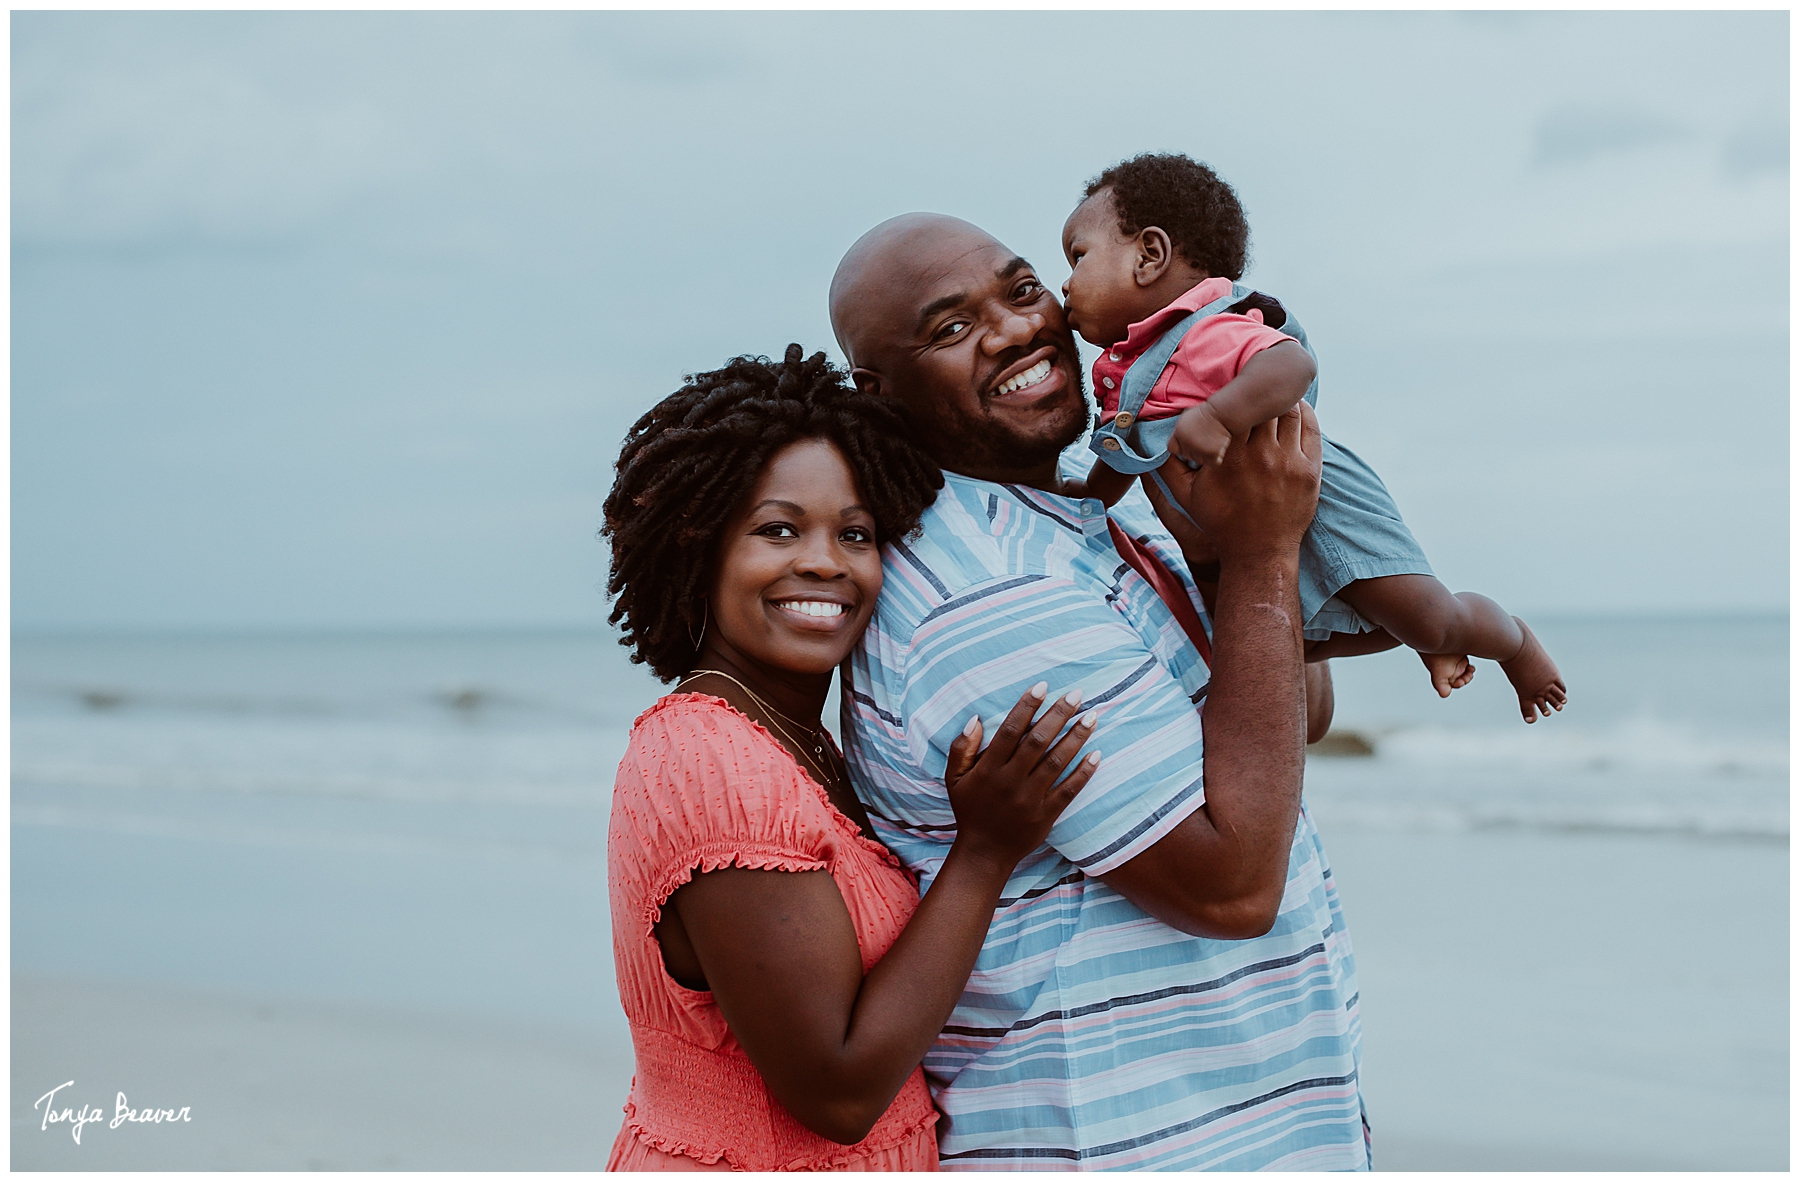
[
  {"xmin": 10, "ymin": 614, "xmax": 1788, "ymax": 1168},
  {"xmin": 16, "ymin": 614, "xmax": 1784, "ymax": 851},
  {"xmin": 1305, "ymin": 612, "xmax": 1788, "ymax": 843}
]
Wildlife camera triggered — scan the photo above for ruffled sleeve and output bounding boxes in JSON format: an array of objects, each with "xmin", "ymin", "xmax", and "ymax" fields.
[{"xmin": 612, "ymin": 695, "xmax": 839, "ymax": 935}]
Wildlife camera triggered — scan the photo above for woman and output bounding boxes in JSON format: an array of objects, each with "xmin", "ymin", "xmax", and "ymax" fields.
[{"xmin": 601, "ymin": 346, "xmax": 1103, "ymax": 1171}]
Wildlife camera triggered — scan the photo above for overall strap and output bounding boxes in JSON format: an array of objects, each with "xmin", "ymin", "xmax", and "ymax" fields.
[
  {"xmin": 1148, "ymin": 467, "xmax": 1203, "ymax": 532},
  {"xmin": 1121, "ymin": 284, "xmax": 1251, "ymax": 531},
  {"xmin": 1115, "ymin": 283, "xmax": 1252, "ymax": 419}
]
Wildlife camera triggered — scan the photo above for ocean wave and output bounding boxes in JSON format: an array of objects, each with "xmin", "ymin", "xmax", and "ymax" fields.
[
  {"xmin": 10, "ymin": 804, "xmax": 605, "ymax": 863},
  {"xmin": 14, "ymin": 682, "xmax": 619, "ymax": 726},
  {"xmin": 1304, "ymin": 717, "xmax": 1788, "ymax": 841},
  {"xmin": 1304, "ymin": 797, "xmax": 1788, "ymax": 843},
  {"xmin": 1312, "ymin": 717, "xmax": 1787, "ymax": 777},
  {"xmin": 11, "ymin": 758, "xmax": 615, "ymax": 809}
]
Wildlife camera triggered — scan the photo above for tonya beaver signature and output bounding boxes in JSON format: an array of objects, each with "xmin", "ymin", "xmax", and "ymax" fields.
[{"xmin": 34, "ymin": 1081, "xmax": 192, "ymax": 1144}]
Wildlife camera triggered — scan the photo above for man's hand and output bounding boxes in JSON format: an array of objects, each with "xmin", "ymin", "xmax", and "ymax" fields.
[{"xmin": 1155, "ymin": 401, "xmax": 1322, "ymax": 562}]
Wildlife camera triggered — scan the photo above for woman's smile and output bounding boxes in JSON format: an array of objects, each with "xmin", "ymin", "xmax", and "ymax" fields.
[{"xmin": 771, "ymin": 596, "xmax": 853, "ymax": 630}]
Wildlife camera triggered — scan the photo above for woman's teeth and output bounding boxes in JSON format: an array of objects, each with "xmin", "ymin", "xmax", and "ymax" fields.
[
  {"xmin": 777, "ymin": 600, "xmax": 846, "ymax": 618},
  {"xmin": 996, "ymin": 359, "xmax": 1052, "ymax": 396}
]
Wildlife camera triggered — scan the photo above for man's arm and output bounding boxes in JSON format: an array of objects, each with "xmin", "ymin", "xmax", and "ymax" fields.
[{"xmin": 1101, "ymin": 403, "xmax": 1322, "ymax": 939}]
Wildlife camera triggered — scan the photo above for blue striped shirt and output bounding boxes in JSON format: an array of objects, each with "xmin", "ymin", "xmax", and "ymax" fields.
[{"xmin": 844, "ymin": 472, "xmax": 1367, "ymax": 1171}]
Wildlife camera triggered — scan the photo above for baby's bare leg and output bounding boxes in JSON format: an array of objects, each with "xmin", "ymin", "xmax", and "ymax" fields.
[
  {"xmin": 1305, "ymin": 628, "xmax": 1401, "ymax": 663},
  {"xmin": 1304, "ymin": 660, "xmax": 1335, "ymax": 745},
  {"xmin": 1335, "ymin": 574, "xmax": 1567, "ymax": 723}
]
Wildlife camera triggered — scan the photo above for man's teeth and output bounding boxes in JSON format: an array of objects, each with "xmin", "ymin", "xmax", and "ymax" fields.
[
  {"xmin": 996, "ymin": 359, "xmax": 1053, "ymax": 396},
  {"xmin": 778, "ymin": 600, "xmax": 847, "ymax": 618}
]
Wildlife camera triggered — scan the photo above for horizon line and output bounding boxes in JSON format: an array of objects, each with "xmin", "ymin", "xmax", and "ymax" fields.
[{"xmin": 9, "ymin": 607, "xmax": 1789, "ymax": 643}]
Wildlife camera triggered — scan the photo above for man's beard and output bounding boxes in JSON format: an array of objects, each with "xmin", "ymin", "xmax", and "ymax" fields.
[{"xmin": 938, "ymin": 353, "xmax": 1093, "ymax": 476}]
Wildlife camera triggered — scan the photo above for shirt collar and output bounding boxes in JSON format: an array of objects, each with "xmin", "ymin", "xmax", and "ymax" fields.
[{"xmin": 1112, "ymin": 276, "xmax": 1237, "ymax": 362}]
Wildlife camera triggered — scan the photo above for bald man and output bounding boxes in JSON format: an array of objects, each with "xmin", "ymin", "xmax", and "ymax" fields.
[{"xmin": 830, "ymin": 215, "xmax": 1369, "ymax": 1170}]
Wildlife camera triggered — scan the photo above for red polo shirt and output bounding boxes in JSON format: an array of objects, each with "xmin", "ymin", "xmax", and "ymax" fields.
[{"xmin": 1091, "ymin": 276, "xmax": 1294, "ymax": 422}]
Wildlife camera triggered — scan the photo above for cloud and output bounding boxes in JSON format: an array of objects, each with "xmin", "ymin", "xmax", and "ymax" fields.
[
  {"xmin": 13, "ymin": 54, "xmax": 406, "ymax": 251},
  {"xmin": 1532, "ymin": 104, "xmax": 1685, "ymax": 167},
  {"xmin": 1721, "ymin": 112, "xmax": 1788, "ymax": 176}
]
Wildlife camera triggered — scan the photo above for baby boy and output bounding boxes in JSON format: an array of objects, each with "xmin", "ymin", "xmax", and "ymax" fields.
[{"xmin": 1062, "ymin": 153, "xmax": 1565, "ymax": 723}]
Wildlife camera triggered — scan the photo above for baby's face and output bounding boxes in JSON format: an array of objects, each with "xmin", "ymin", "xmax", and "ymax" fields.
[{"xmin": 1060, "ymin": 191, "xmax": 1145, "ymax": 349}]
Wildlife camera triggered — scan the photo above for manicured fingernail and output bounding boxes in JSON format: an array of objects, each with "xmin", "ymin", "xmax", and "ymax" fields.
[
  {"xmin": 1063, "ymin": 688, "xmax": 1083, "ymax": 707},
  {"xmin": 1079, "ymin": 711, "xmax": 1098, "ymax": 728},
  {"xmin": 963, "ymin": 715, "xmax": 981, "ymax": 737},
  {"xmin": 1029, "ymin": 682, "xmax": 1048, "ymax": 700},
  {"xmin": 1085, "ymin": 751, "xmax": 1102, "ymax": 766}
]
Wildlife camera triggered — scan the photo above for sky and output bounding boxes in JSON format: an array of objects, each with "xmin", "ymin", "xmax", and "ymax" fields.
[{"xmin": 11, "ymin": 10, "xmax": 1788, "ymax": 632}]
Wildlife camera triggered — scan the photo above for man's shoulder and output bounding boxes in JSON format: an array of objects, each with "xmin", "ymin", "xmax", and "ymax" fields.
[{"xmin": 877, "ymin": 472, "xmax": 1085, "ymax": 621}]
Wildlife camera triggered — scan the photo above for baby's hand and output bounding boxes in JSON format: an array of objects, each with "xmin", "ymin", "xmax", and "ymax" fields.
[{"xmin": 1169, "ymin": 403, "xmax": 1233, "ymax": 469}]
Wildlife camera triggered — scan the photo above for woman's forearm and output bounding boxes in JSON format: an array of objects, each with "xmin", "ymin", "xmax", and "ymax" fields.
[
  {"xmin": 681, "ymin": 693, "xmax": 1097, "ymax": 1145},
  {"xmin": 810, "ymin": 842, "xmax": 1015, "ymax": 1139},
  {"xmin": 678, "ymin": 845, "xmax": 1015, "ymax": 1146}
]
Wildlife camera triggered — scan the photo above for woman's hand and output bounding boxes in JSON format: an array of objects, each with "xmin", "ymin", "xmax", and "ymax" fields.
[{"xmin": 942, "ymin": 683, "xmax": 1101, "ymax": 867}]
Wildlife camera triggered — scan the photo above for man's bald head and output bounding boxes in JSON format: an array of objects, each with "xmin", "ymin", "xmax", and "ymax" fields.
[
  {"xmin": 829, "ymin": 213, "xmax": 1002, "ymax": 369},
  {"xmin": 823, "ymin": 212, "xmax": 1089, "ymax": 486}
]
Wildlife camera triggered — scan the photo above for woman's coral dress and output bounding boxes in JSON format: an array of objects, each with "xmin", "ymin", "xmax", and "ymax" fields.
[{"xmin": 605, "ymin": 693, "xmax": 939, "ymax": 1171}]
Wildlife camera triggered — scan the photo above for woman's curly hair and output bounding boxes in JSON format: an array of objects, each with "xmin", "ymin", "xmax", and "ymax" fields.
[
  {"xmin": 602, "ymin": 344, "xmax": 944, "ymax": 683},
  {"xmin": 1084, "ymin": 152, "xmax": 1251, "ymax": 281}
]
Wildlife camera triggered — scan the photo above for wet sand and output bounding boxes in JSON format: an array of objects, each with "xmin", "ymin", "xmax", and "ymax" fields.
[
  {"xmin": 1327, "ymin": 825, "xmax": 1787, "ymax": 1171},
  {"xmin": 12, "ymin": 976, "xmax": 635, "ymax": 1170},
  {"xmin": 13, "ymin": 819, "xmax": 1786, "ymax": 1170}
]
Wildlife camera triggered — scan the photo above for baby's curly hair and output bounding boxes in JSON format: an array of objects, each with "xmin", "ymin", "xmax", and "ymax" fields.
[
  {"xmin": 1083, "ymin": 153, "xmax": 1251, "ymax": 281},
  {"xmin": 602, "ymin": 344, "xmax": 944, "ymax": 683}
]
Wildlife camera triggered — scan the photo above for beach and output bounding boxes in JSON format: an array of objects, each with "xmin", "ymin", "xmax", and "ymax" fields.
[{"xmin": 11, "ymin": 618, "xmax": 1787, "ymax": 1169}]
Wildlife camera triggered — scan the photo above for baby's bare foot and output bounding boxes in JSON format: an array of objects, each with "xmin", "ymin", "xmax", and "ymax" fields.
[
  {"xmin": 1419, "ymin": 651, "xmax": 1474, "ymax": 698},
  {"xmin": 1500, "ymin": 618, "xmax": 1566, "ymax": 723}
]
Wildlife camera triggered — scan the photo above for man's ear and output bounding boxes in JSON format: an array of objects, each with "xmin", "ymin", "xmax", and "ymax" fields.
[
  {"xmin": 1134, "ymin": 227, "xmax": 1175, "ymax": 288},
  {"xmin": 849, "ymin": 366, "xmax": 885, "ymax": 397}
]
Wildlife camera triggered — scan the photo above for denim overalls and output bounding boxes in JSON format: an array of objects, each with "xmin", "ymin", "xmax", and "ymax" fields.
[{"xmin": 1089, "ymin": 283, "xmax": 1433, "ymax": 640}]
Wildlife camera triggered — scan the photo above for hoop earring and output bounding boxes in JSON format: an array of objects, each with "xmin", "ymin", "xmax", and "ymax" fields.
[{"xmin": 687, "ymin": 601, "xmax": 708, "ymax": 650}]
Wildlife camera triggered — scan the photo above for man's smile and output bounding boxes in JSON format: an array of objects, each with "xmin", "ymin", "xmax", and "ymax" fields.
[
  {"xmin": 985, "ymin": 344, "xmax": 1070, "ymax": 404},
  {"xmin": 996, "ymin": 359, "xmax": 1052, "ymax": 396}
]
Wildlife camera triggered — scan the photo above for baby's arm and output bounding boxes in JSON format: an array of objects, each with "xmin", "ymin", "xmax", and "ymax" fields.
[
  {"xmin": 1066, "ymin": 460, "xmax": 1136, "ymax": 507},
  {"xmin": 1170, "ymin": 340, "xmax": 1317, "ymax": 469}
]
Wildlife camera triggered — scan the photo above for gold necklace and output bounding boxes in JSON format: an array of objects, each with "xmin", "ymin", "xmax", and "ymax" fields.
[{"xmin": 678, "ymin": 668, "xmax": 840, "ymax": 789}]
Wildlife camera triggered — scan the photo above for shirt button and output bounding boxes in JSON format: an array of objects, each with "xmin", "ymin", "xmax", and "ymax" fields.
[
  {"xmin": 1081, "ymin": 503, "xmax": 1093, "ymax": 517},
  {"xmin": 1109, "ymin": 352, "xmax": 1121, "ymax": 362},
  {"xmin": 1102, "ymin": 376, "xmax": 1115, "ymax": 389}
]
